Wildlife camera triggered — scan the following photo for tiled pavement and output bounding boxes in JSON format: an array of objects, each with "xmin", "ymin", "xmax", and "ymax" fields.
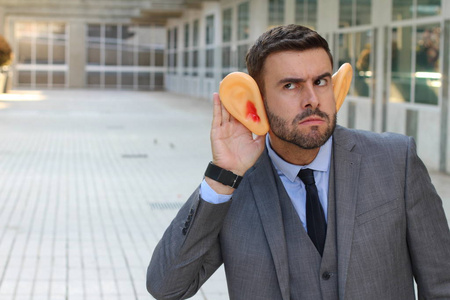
[{"xmin": 0, "ymin": 90, "xmax": 448, "ymax": 300}]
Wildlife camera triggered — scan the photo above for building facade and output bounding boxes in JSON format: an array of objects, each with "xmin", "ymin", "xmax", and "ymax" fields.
[
  {"xmin": 164, "ymin": 0, "xmax": 450, "ymax": 173},
  {"xmin": 0, "ymin": 0, "xmax": 449, "ymax": 173},
  {"xmin": 0, "ymin": 0, "xmax": 166, "ymax": 90}
]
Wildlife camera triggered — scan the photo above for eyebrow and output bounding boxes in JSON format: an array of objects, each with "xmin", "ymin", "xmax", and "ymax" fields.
[{"xmin": 276, "ymin": 72, "xmax": 332, "ymax": 86}]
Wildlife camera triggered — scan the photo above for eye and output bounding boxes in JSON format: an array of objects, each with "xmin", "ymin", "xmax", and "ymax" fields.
[
  {"xmin": 315, "ymin": 78, "xmax": 327, "ymax": 86},
  {"xmin": 284, "ymin": 83, "xmax": 296, "ymax": 90}
]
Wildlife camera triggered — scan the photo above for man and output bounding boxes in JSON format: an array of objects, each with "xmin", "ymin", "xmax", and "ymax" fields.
[{"xmin": 147, "ymin": 24, "xmax": 450, "ymax": 299}]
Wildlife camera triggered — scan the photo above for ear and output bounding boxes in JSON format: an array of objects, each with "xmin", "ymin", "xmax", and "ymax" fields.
[
  {"xmin": 332, "ymin": 63, "xmax": 353, "ymax": 111},
  {"xmin": 219, "ymin": 72, "xmax": 270, "ymax": 135}
]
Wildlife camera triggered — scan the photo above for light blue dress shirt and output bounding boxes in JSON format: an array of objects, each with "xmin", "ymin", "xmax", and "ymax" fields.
[{"xmin": 200, "ymin": 135, "xmax": 333, "ymax": 231}]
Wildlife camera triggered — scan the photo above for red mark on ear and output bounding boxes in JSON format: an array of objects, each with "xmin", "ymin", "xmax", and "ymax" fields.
[{"xmin": 246, "ymin": 101, "xmax": 261, "ymax": 123}]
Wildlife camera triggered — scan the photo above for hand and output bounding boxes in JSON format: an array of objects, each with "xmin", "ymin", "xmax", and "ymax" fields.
[{"xmin": 209, "ymin": 93, "xmax": 265, "ymax": 179}]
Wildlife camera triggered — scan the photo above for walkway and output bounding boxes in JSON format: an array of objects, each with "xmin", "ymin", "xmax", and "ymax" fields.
[{"xmin": 0, "ymin": 90, "xmax": 448, "ymax": 300}]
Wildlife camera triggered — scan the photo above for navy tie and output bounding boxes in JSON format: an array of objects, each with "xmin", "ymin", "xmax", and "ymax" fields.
[{"xmin": 298, "ymin": 168, "xmax": 327, "ymax": 256}]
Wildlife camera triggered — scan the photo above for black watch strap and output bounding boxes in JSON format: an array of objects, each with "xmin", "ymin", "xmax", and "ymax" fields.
[{"xmin": 204, "ymin": 162, "xmax": 243, "ymax": 189}]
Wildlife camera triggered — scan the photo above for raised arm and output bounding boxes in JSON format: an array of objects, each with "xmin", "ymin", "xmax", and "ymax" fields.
[{"xmin": 147, "ymin": 93, "xmax": 265, "ymax": 299}]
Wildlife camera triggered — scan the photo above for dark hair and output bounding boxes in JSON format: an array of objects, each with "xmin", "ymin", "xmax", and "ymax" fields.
[{"xmin": 246, "ymin": 24, "xmax": 333, "ymax": 94}]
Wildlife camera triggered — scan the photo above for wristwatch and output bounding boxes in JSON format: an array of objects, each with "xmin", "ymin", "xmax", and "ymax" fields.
[{"xmin": 204, "ymin": 162, "xmax": 243, "ymax": 189}]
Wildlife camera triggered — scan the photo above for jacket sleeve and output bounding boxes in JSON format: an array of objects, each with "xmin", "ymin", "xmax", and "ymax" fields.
[
  {"xmin": 404, "ymin": 137, "xmax": 450, "ymax": 298},
  {"xmin": 147, "ymin": 186, "xmax": 232, "ymax": 300}
]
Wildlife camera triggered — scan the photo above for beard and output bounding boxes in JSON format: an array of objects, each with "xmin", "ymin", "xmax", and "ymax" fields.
[{"xmin": 266, "ymin": 105, "xmax": 336, "ymax": 150}]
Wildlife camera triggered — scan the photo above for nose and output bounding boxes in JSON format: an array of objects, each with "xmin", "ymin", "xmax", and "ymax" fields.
[{"xmin": 301, "ymin": 83, "xmax": 319, "ymax": 110}]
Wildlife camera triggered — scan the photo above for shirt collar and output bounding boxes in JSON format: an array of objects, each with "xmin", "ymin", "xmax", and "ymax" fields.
[{"xmin": 266, "ymin": 134, "xmax": 333, "ymax": 183}]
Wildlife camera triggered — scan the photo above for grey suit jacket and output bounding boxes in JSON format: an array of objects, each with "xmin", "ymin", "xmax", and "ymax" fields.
[{"xmin": 147, "ymin": 126, "xmax": 450, "ymax": 300}]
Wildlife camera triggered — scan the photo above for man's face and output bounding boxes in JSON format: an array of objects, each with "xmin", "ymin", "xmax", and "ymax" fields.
[{"xmin": 262, "ymin": 49, "xmax": 337, "ymax": 150}]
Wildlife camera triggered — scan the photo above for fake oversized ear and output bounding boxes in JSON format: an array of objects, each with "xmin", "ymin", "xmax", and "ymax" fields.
[
  {"xmin": 219, "ymin": 72, "xmax": 270, "ymax": 135},
  {"xmin": 332, "ymin": 63, "xmax": 353, "ymax": 111},
  {"xmin": 219, "ymin": 63, "xmax": 353, "ymax": 136}
]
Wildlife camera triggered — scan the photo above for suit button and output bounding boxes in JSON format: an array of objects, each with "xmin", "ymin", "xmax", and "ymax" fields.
[{"xmin": 322, "ymin": 272, "xmax": 332, "ymax": 280}]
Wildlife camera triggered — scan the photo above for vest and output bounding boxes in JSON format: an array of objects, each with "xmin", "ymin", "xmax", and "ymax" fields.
[{"xmin": 277, "ymin": 165, "xmax": 339, "ymax": 300}]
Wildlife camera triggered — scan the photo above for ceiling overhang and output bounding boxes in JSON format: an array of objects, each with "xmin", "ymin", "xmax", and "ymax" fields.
[{"xmin": 132, "ymin": 0, "xmax": 218, "ymax": 26}]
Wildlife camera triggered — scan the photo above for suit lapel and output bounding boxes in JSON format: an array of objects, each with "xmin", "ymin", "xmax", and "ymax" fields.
[
  {"xmin": 332, "ymin": 127, "xmax": 361, "ymax": 300},
  {"xmin": 248, "ymin": 151, "xmax": 290, "ymax": 300}
]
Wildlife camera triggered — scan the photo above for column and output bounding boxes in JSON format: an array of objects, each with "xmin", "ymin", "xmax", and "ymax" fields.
[{"xmin": 68, "ymin": 21, "xmax": 86, "ymax": 88}]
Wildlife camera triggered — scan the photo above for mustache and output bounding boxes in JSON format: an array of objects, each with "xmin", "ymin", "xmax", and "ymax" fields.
[{"xmin": 291, "ymin": 108, "xmax": 329, "ymax": 125}]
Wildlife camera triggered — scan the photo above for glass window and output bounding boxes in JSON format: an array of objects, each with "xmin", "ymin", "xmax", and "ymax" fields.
[
  {"xmin": 167, "ymin": 29, "xmax": 172, "ymax": 49},
  {"xmin": 105, "ymin": 25, "xmax": 118, "ymax": 66},
  {"xmin": 15, "ymin": 21, "xmax": 68, "ymax": 88},
  {"xmin": 138, "ymin": 72, "xmax": 150, "ymax": 89},
  {"xmin": 52, "ymin": 24, "xmax": 66, "ymax": 66},
  {"xmin": 307, "ymin": 0, "xmax": 318, "ymax": 29},
  {"xmin": 223, "ymin": 8, "xmax": 232, "ymax": 43},
  {"xmin": 390, "ymin": 23, "xmax": 440, "ymax": 105},
  {"xmin": 138, "ymin": 45, "xmax": 151, "ymax": 66},
  {"xmin": 269, "ymin": 0, "xmax": 285, "ymax": 27},
  {"xmin": 155, "ymin": 72, "xmax": 164, "ymax": 88},
  {"xmin": 393, "ymin": 0, "xmax": 440, "ymax": 20},
  {"xmin": 136, "ymin": 26, "xmax": 154, "ymax": 67},
  {"xmin": 296, "ymin": 0, "xmax": 305, "ymax": 24},
  {"xmin": 183, "ymin": 50, "xmax": 189, "ymax": 75},
  {"xmin": 173, "ymin": 27, "xmax": 178, "ymax": 49},
  {"xmin": 192, "ymin": 50, "xmax": 199, "ymax": 76},
  {"xmin": 337, "ymin": 30, "xmax": 373, "ymax": 97},
  {"xmin": 206, "ymin": 48, "xmax": 214, "ymax": 77},
  {"xmin": 392, "ymin": 0, "xmax": 413, "ymax": 20},
  {"xmin": 192, "ymin": 19, "xmax": 199, "ymax": 77},
  {"xmin": 222, "ymin": 46, "xmax": 231, "ymax": 69},
  {"xmin": 36, "ymin": 23, "xmax": 49, "ymax": 64},
  {"xmin": 337, "ymin": 33, "xmax": 352, "ymax": 74},
  {"xmin": 340, "ymin": 0, "xmax": 371, "ymax": 27},
  {"xmin": 354, "ymin": 31, "xmax": 372, "ymax": 97},
  {"xmin": 122, "ymin": 44, "xmax": 135, "ymax": 66},
  {"xmin": 87, "ymin": 72, "xmax": 101, "ymax": 86},
  {"xmin": 121, "ymin": 26, "xmax": 136, "ymax": 66},
  {"xmin": 121, "ymin": 72, "xmax": 134, "ymax": 87},
  {"xmin": 52, "ymin": 43, "xmax": 66, "ymax": 65},
  {"xmin": 206, "ymin": 15, "xmax": 215, "ymax": 45},
  {"xmin": 184, "ymin": 51, "xmax": 189, "ymax": 68},
  {"xmin": 105, "ymin": 24, "xmax": 118, "ymax": 40},
  {"xmin": 18, "ymin": 71, "xmax": 32, "ymax": 85},
  {"xmin": 87, "ymin": 24, "xmax": 101, "ymax": 65},
  {"xmin": 237, "ymin": 44, "xmax": 249, "ymax": 71},
  {"xmin": 36, "ymin": 71, "xmax": 48, "ymax": 85},
  {"xmin": 193, "ymin": 20, "xmax": 199, "ymax": 47},
  {"xmin": 390, "ymin": 26, "xmax": 413, "ymax": 103},
  {"xmin": 415, "ymin": 24, "xmax": 440, "ymax": 105},
  {"xmin": 184, "ymin": 23, "xmax": 190, "ymax": 48},
  {"xmin": 417, "ymin": 0, "xmax": 441, "ymax": 18},
  {"xmin": 356, "ymin": 0, "xmax": 371, "ymax": 26},
  {"xmin": 339, "ymin": 0, "xmax": 353, "ymax": 27},
  {"xmin": 155, "ymin": 49, "xmax": 164, "ymax": 67},
  {"xmin": 52, "ymin": 72, "xmax": 65, "ymax": 85},
  {"xmin": 86, "ymin": 24, "xmax": 166, "ymax": 90},
  {"xmin": 17, "ymin": 35, "xmax": 33, "ymax": 64},
  {"xmin": 105, "ymin": 72, "xmax": 117, "ymax": 87},
  {"xmin": 295, "ymin": 0, "xmax": 317, "ymax": 29},
  {"xmin": 238, "ymin": 2, "xmax": 250, "ymax": 40}
]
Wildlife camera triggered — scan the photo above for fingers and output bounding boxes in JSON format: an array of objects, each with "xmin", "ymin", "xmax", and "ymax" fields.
[
  {"xmin": 221, "ymin": 99, "xmax": 231, "ymax": 123},
  {"xmin": 212, "ymin": 92, "xmax": 231, "ymax": 127},
  {"xmin": 212, "ymin": 93, "xmax": 221, "ymax": 128}
]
